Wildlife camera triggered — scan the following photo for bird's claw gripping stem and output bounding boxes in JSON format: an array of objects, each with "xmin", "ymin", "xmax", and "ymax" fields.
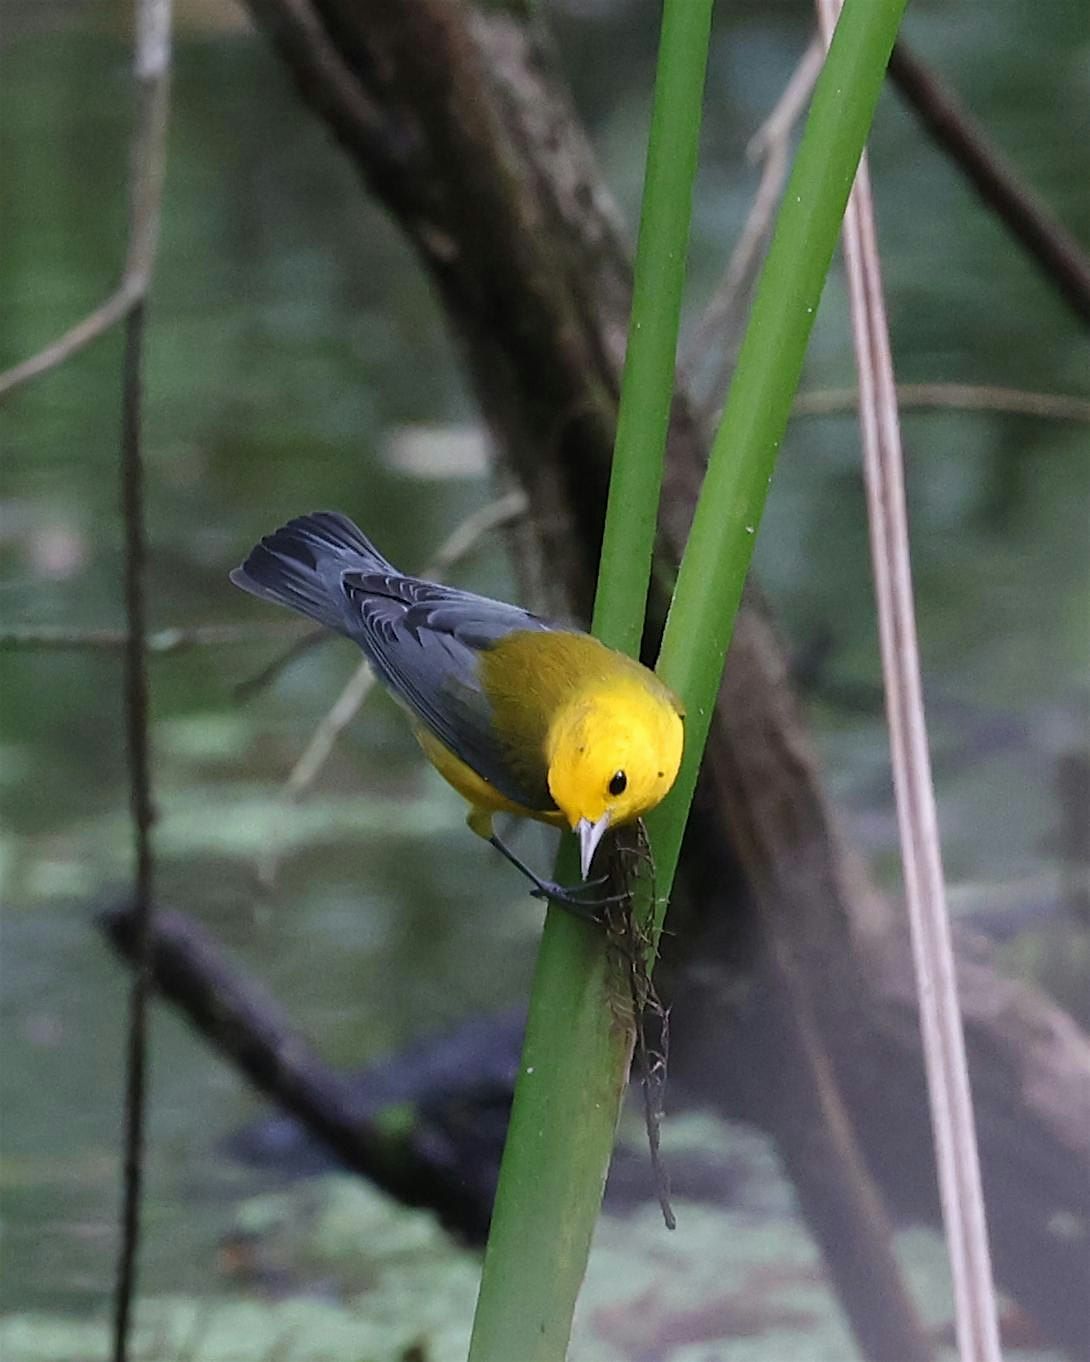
[
  {"xmin": 489, "ymin": 834, "xmax": 627, "ymax": 923},
  {"xmin": 528, "ymin": 880, "xmax": 629, "ymax": 920}
]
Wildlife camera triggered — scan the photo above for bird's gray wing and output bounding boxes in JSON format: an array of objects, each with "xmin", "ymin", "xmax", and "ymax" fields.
[{"xmin": 341, "ymin": 571, "xmax": 556, "ymax": 811}]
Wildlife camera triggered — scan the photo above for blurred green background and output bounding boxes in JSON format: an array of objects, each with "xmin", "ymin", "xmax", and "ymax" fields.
[{"xmin": 1, "ymin": 0, "xmax": 1087, "ymax": 1357}]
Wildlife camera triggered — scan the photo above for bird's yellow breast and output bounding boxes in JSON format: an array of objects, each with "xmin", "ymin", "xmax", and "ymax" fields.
[
  {"xmin": 413, "ymin": 723, "xmax": 566, "ymax": 828},
  {"xmin": 415, "ymin": 629, "xmax": 684, "ymax": 838}
]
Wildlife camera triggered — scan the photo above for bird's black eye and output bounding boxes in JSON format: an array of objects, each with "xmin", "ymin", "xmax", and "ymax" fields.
[{"xmin": 608, "ymin": 770, "xmax": 627, "ymax": 797}]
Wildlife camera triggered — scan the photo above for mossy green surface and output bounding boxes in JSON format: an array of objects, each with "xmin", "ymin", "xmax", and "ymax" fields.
[{"xmin": 0, "ymin": 1158, "xmax": 1067, "ymax": 1362}]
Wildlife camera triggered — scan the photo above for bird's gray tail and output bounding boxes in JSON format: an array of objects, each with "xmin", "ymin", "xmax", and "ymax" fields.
[{"xmin": 230, "ymin": 511, "xmax": 395, "ymax": 635}]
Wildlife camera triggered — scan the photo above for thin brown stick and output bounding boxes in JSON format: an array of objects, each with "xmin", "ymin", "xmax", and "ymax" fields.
[
  {"xmin": 114, "ymin": 305, "xmax": 155, "ymax": 1362},
  {"xmin": 817, "ymin": 4, "xmax": 1002, "ymax": 1359},
  {"xmin": 258, "ymin": 489, "xmax": 527, "ymax": 887},
  {"xmin": 793, "ymin": 381, "xmax": 1090, "ymax": 423},
  {"xmin": 276, "ymin": 660, "xmax": 377, "ymax": 804},
  {"xmin": 889, "ymin": 40, "xmax": 1090, "ymax": 327},
  {"xmin": 0, "ymin": 288, "xmax": 138, "ymax": 401},
  {"xmin": 112, "ymin": 2, "xmax": 172, "ymax": 1360}
]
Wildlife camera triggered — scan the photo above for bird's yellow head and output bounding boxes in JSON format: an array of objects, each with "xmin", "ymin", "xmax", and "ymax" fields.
[{"xmin": 546, "ymin": 679, "xmax": 684, "ymax": 878}]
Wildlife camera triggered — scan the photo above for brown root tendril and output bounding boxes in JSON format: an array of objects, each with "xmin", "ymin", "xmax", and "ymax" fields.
[{"xmin": 603, "ymin": 819, "xmax": 674, "ymax": 1229}]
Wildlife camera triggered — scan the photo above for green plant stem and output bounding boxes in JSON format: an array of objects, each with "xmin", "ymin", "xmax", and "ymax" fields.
[
  {"xmin": 592, "ymin": 0, "xmax": 715, "ymax": 656},
  {"xmin": 647, "ymin": 0, "xmax": 909, "ymax": 916},
  {"xmin": 468, "ymin": 0, "xmax": 908, "ymax": 1357},
  {"xmin": 468, "ymin": 4, "xmax": 713, "ymax": 1359}
]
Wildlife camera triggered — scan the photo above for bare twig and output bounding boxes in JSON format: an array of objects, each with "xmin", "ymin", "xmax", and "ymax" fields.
[
  {"xmin": 0, "ymin": 622, "xmax": 298, "ymax": 653},
  {"xmin": 683, "ymin": 38, "xmax": 823, "ymax": 388},
  {"xmin": 278, "ymin": 660, "xmax": 378, "ymax": 805},
  {"xmin": 257, "ymin": 489, "xmax": 527, "ymax": 887},
  {"xmin": 0, "ymin": 11, "xmax": 172, "ymax": 408},
  {"xmin": 112, "ymin": 2, "xmax": 172, "ymax": 1360},
  {"xmin": 817, "ymin": 4, "xmax": 1002, "ymax": 1360},
  {"xmin": 420, "ymin": 488, "xmax": 527, "ymax": 570},
  {"xmin": 889, "ymin": 41, "xmax": 1090, "ymax": 327},
  {"xmin": 233, "ymin": 626, "xmax": 327, "ymax": 698},
  {"xmin": 115, "ymin": 303, "xmax": 156, "ymax": 1362},
  {"xmin": 0, "ymin": 0, "xmax": 175, "ymax": 400},
  {"xmin": 0, "ymin": 288, "xmax": 139, "ymax": 401},
  {"xmin": 793, "ymin": 381, "xmax": 1090, "ymax": 423}
]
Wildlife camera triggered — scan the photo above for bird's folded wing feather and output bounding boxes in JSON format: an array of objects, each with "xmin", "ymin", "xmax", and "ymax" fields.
[{"xmin": 342, "ymin": 572, "xmax": 555, "ymax": 811}]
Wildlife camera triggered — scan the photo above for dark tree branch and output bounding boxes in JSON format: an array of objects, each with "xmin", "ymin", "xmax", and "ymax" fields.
[
  {"xmin": 99, "ymin": 904, "xmax": 501, "ymax": 1240},
  {"xmin": 112, "ymin": 2, "xmax": 174, "ymax": 1356},
  {"xmin": 114, "ymin": 297, "xmax": 154, "ymax": 1362},
  {"xmin": 889, "ymin": 40, "xmax": 1090, "ymax": 327}
]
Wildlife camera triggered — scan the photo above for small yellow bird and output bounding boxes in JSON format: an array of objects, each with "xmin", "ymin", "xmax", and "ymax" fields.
[{"xmin": 232, "ymin": 512, "xmax": 684, "ymax": 909}]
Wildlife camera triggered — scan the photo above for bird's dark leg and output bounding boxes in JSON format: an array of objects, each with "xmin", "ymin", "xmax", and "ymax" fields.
[{"xmin": 487, "ymin": 833, "xmax": 626, "ymax": 921}]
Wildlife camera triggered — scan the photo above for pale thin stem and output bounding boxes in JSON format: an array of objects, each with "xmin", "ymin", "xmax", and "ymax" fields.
[
  {"xmin": 422, "ymin": 488, "xmax": 528, "ymax": 572},
  {"xmin": 280, "ymin": 660, "xmax": 377, "ymax": 803},
  {"xmin": 747, "ymin": 37, "xmax": 825, "ymax": 161},
  {"xmin": 0, "ymin": 4, "xmax": 172, "ymax": 405},
  {"xmin": 815, "ymin": 3, "xmax": 1002, "ymax": 1360},
  {"xmin": 793, "ymin": 381, "xmax": 1090, "ymax": 423},
  {"xmin": 0, "ymin": 287, "xmax": 139, "ymax": 400}
]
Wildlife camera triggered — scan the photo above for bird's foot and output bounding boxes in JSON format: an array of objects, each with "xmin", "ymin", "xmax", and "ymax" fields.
[
  {"xmin": 528, "ymin": 877, "xmax": 630, "ymax": 921},
  {"xmin": 487, "ymin": 832, "xmax": 627, "ymax": 923}
]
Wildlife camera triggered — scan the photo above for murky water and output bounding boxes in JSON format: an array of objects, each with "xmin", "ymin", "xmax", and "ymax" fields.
[{"xmin": 2, "ymin": 0, "xmax": 1087, "ymax": 1349}]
